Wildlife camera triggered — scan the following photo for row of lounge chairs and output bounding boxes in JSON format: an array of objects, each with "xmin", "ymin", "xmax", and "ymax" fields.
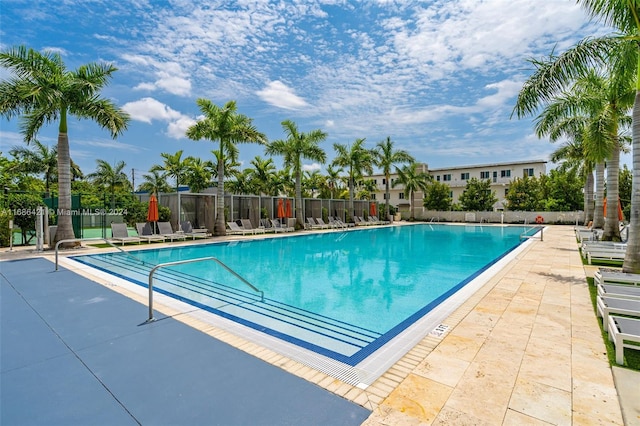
[
  {"xmin": 576, "ymin": 225, "xmax": 628, "ymax": 265},
  {"xmin": 593, "ymin": 268, "xmax": 640, "ymax": 365},
  {"xmin": 354, "ymin": 216, "xmax": 389, "ymax": 226},
  {"xmin": 109, "ymin": 221, "xmax": 210, "ymax": 245}
]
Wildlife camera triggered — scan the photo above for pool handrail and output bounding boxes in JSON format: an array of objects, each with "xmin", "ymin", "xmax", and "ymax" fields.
[
  {"xmin": 147, "ymin": 257, "xmax": 263, "ymax": 323},
  {"xmin": 55, "ymin": 237, "xmax": 142, "ymax": 271}
]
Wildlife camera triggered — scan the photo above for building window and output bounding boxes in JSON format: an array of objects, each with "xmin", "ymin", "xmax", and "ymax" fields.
[
  {"xmin": 461, "ymin": 172, "xmax": 469, "ymax": 180},
  {"xmin": 449, "ymin": 191, "xmax": 453, "ymax": 198},
  {"xmin": 436, "ymin": 175, "xmax": 441, "ymax": 181},
  {"xmin": 443, "ymin": 174, "xmax": 452, "ymax": 181},
  {"xmin": 371, "ymin": 194, "xmax": 376, "ymax": 200},
  {"xmin": 523, "ymin": 168, "xmax": 534, "ymax": 177},
  {"xmin": 480, "ymin": 171, "xmax": 490, "ymax": 179},
  {"xmin": 500, "ymin": 169, "xmax": 511, "ymax": 178},
  {"xmin": 505, "ymin": 188, "xmax": 509, "ymax": 197},
  {"xmin": 381, "ymin": 178, "xmax": 385, "ymax": 184},
  {"xmin": 399, "ymin": 193, "xmax": 405, "ymax": 199}
]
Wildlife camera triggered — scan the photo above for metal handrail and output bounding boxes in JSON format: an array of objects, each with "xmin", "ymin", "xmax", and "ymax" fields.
[
  {"xmin": 520, "ymin": 226, "xmax": 544, "ymax": 242},
  {"xmin": 55, "ymin": 237, "xmax": 144, "ymax": 271},
  {"xmin": 146, "ymin": 257, "xmax": 263, "ymax": 323}
]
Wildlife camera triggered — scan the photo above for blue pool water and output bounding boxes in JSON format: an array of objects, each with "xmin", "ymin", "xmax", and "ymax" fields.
[{"xmin": 71, "ymin": 224, "xmax": 537, "ymax": 365}]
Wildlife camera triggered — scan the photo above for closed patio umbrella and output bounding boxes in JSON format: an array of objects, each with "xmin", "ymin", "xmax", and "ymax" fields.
[
  {"xmin": 147, "ymin": 194, "xmax": 159, "ymax": 233},
  {"xmin": 277, "ymin": 198, "xmax": 285, "ymax": 219},
  {"xmin": 285, "ymin": 199, "xmax": 292, "ymax": 218},
  {"xmin": 370, "ymin": 202, "xmax": 376, "ymax": 217}
]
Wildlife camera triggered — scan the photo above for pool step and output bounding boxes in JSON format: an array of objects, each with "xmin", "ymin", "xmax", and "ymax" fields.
[{"xmin": 72, "ymin": 253, "xmax": 381, "ymax": 357}]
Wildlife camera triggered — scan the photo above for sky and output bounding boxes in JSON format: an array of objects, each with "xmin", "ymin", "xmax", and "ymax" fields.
[{"xmin": 1, "ymin": 0, "xmax": 630, "ymax": 185}]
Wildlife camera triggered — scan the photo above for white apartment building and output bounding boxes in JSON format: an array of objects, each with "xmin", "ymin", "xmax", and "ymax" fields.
[{"xmin": 369, "ymin": 160, "xmax": 547, "ymax": 210}]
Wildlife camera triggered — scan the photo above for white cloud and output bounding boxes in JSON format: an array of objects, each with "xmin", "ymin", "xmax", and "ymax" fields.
[
  {"xmin": 122, "ymin": 97, "xmax": 183, "ymax": 123},
  {"xmin": 302, "ymin": 163, "xmax": 322, "ymax": 172},
  {"xmin": 256, "ymin": 81, "xmax": 309, "ymax": 110}
]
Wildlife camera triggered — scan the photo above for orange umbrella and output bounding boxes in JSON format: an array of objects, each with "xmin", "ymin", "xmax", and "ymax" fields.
[
  {"xmin": 277, "ymin": 198, "xmax": 285, "ymax": 218},
  {"xmin": 285, "ymin": 199, "xmax": 292, "ymax": 218},
  {"xmin": 370, "ymin": 202, "xmax": 376, "ymax": 217},
  {"xmin": 147, "ymin": 194, "xmax": 159, "ymax": 233},
  {"xmin": 604, "ymin": 198, "xmax": 624, "ymax": 221}
]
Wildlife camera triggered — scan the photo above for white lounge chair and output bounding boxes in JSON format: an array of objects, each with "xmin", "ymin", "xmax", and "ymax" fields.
[
  {"xmin": 586, "ymin": 248, "xmax": 626, "ymax": 265},
  {"xmin": 597, "ymin": 283, "xmax": 640, "ymax": 301},
  {"xmin": 306, "ymin": 217, "xmax": 324, "ymax": 229},
  {"xmin": 241, "ymin": 219, "xmax": 265, "ymax": 234},
  {"xmin": 594, "ymin": 270, "xmax": 640, "ymax": 286},
  {"xmin": 180, "ymin": 221, "xmax": 210, "ymax": 239},
  {"xmin": 314, "ymin": 218, "xmax": 331, "ymax": 229},
  {"xmin": 596, "ymin": 295, "xmax": 640, "ymax": 328},
  {"xmin": 135, "ymin": 223, "xmax": 166, "ymax": 244},
  {"xmin": 328, "ymin": 217, "xmax": 347, "ymax": 229},
  {"xmin": 270, "ymin": 219, "xmax": 294, "ymax": 232},
  {"xmin": 227, "ymin": 221, "xmax": 254, "ymax": 235},
  {"xmin": 110, "ymin": 223, "xmax": 142, "ymax": 245},
  {"xmin": 157, "ymin": 221, "xmax": 187, "ymax": 241},
  {"xmin": 607, "ymin": 315, "xmax": 640, "ymax": 365}
]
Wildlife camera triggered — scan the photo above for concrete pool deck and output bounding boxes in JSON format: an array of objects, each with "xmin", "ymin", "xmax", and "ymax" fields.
[{"xmin": 1, "ymin": 225, "xmax": 639, "ymax": 425}]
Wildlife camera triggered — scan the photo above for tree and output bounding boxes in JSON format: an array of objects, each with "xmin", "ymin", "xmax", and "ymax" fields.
[
  {"xmin": 392, "ymin": 162, "xmax": 431, "ymax": 220},
  {"xmin": 0, "ymin": 45, "xmax": 129, "ymax": 245},
  {"xmin": 512, "ymin": 1, "xmax": 639, "ymax": 271},
  {"xmin": 325, "ymin": 164, "xmax": 342, "ymax": 199},
  {"xmin": 375, "ymin": 136, "xmax": 414, "ymax": 220},
  {"xmin": 186, "ymin": 99, "xmax": 267, "ymax": 236},
  {"xmin": 423, "ymin": 180, "xmax": 452, "ymax": 211},
  {"xmin": 459, "ymin": 178, "xmax": 497, "ymax": 211},
  {"xmin": 506, "ymin": 176, "xmax": 544, "ymax": 211},
  {"xmin": 266, "ymin": 120, "xmax": 327, "ymax": 228},
  {"xmin": 332, "ymin": 138, "xmax": 375, "ymax": 221},
  {"xmin": 150, "ymin": 151, "xmax": 190, "ymax": 224},
  {"xmin": 86, "ymin": 159, "xmax": 131, "ymax": 208},
  {"xmin": 551, "ymin": 138, "xmax": 594, "ymax": 224},
  {"xmin": 541, "ymin": 169, "xmax": 585, "ymax": 211},
  {"xmin": 138, "ymin": 169, "xmax": 172, "ymax": 195},
  {"xmin": 620, "ymin": 164, "xmax": 632, "ymax": 221},
  {"xmin": 184, "ymin": 157, "xmax": 213, "ymax": 194},
  {"xmin": 10, "ymin": 140, "xmax": 58, "ymax": 197},
  {"xmin": 248, "ymin": 156, "xmax": 277, "ymax": 196}
]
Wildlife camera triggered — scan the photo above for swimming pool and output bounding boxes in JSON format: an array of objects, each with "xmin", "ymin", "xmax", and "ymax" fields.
[{"xmin": 71, "ymin": 224, "xmax": 537, "ymax": 371}]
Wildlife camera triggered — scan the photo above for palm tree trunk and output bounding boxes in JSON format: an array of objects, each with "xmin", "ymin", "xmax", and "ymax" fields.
[
  {"xmin": 623, "ymin": 92, "xmax": 640, "ymax": 272},
  {"xmin": 584, "ymin": 170, "xmax": 594, "ymax": 225},
  {"xmin": 348, "ymin": 175, "xmax": 355, "ymax": 221},
  {"xmin": 603, "ymin": 146, "xmax": 621, "ymax": 241},
  {"xmin": 410, "ymin": 191, "xmax": 415, "ymax": 220},
  {"xmin": 215, "ymin": 142, "xmax": 226, "ymax": 236},
  {"xmin": 295, "ymin": 172, "xmax": 303, "ymax": 228},
  {"xmin": 385, "ymin": 175, "xmax": 390, "ymax": 219},
  {"xmin": 593, "ymin": 161, "xmax": 605, "ymax": 229},
  {"xmin": 55, "ymin": 132, "xmax": 75, "ymax": 245}
]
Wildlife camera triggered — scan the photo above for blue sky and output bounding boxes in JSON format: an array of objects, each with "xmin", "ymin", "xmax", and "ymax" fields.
[{"xmin": 1, "ymin": 0, "xmax": 628, "ymax": 182}]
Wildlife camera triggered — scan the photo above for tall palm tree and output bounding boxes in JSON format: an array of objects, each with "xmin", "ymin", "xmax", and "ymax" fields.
[
  {"xmin": 392, "ymin": 163, "xmax": 431, "ymax": 220},
  {"xmin": 186, "ymin": 99, "xmax": 267, "ymax": 236},
  {"xmin": 138, "ymin": 169, "xmax": 172, "ymax": 195},
  {"xmin": 375, "ymin": 136, "xmax": 414, "ymax": 220},
  {"xmin": 10, "ymin": 140, "xmax": 58, "ymax": 197},
  {"xmin": 265, "ymin": 120, "xmax": 327, "ymax": 228},
  {"xmin": 513, "ymin": 0, "xmax": 640, "ymax": 271},
  {"xmin": 86, "ymin": 159, "xmax": 131, "ymax": 207},
  {"xmin": 0, "ymin": 46, "xmax": 129, "ymax": 244},
  {"xmin": 332, "ymin": 138, "xmax": 375, "ymax": 221},
  {"xmin": 550, "ymin": 139, "xmax": 595, "ymax": 225},
  {"xmin": 151, "ymin": 151, "xmax": 189, "ymax": 224}
]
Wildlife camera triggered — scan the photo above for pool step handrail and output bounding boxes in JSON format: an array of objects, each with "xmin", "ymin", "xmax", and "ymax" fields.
[
  {"xmin": 55, "ymin": 237, "xmax": 143, "ymax": 271},
  {"xmin": 147, "ymin": 257, "xmax": 263, "ymax": 323},
  {"xmin": 520, "ymin": 226, "xmax": 544, "ymax": 241}
]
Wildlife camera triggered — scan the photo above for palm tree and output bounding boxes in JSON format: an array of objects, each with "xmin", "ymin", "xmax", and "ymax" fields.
[
  {"xmin": 184, "ymin": 157, "xmax": 213, "ymax": 194},
  {"xmin": 332, "ymin": 138, "xmax": 375, "ymax": 221},
  {"xmin": 393, "ymin": 163, "xmax": 431, "ymax": 220},
  {"xmin": 10, "ymin": 140, "xmax": 58, "ymax": 197},
  {"xmin": 248, "ymin": 156, "xmax": 277, "ymax": 195},
  {"xmin": 512, "ymin": 1, "xmax": 640, "ymax": 271},
  {"xmin": 151, "ymin": 151, "xmax": 190, "ymax": 224},
  {"xmin": 0, "ymin": 46, "xmax": 129, "ymax": 244},
  {"xmin": 325, "ymin": 164, "xmax": 342, "ymax": 199},
  {"xmin": 531, "ymin": 68, "xmax": 632, "ymax": 238},
  {"xmin": 265, "ymin": 120, "xmax": 327, "ymax": 228},
  {"xmin": 550, "ymin": 139, "xmax": 595, "ymax": 225},
  {"xmin": 138, "ymin": 169, "xmax": 172, "ymax": 195},
  {"xmin": 186, "ymin": 99, "xmax": 267, "ymax": 236},
  {"xmin": 86, "ymin": 159, "xmax": 131, "ymax": 207},
  {"xmin": 375, "ymin": 136, "xmax": 414, "ymax": 220}
]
